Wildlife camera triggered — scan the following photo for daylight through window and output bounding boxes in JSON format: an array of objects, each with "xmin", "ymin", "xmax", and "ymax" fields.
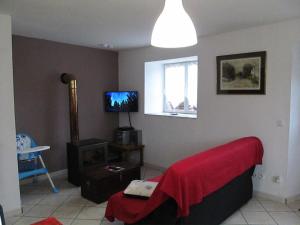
[
  {"xmin": 164, "ymin": 61, "xmax": 198, "ymax": 114},
  {"xmin": 144, "ymin": 56, "xmax": 198, "ymax": 118}
]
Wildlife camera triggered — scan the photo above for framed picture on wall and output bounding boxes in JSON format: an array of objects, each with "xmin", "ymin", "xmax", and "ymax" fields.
[{"xmin": 216, "ymin": 51, "xmax": 266, "ymax": 94}]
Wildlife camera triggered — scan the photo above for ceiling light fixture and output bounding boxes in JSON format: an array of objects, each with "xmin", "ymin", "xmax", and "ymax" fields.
[{"xmin": 151, "ymin": 0, "xmax": 197, "ymax": 48}]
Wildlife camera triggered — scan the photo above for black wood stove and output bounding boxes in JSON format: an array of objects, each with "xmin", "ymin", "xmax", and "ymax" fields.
[
  {"xmin": 61, "ymin": 73, "xmax": 110, "ymax": 186},
  {"xmin": 67, "ymin": 138, "xmax": 108, "ymax": 186}
]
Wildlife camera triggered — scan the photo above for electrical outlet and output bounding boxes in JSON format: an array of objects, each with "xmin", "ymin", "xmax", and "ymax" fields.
[
  {"xmin": 272, "ymin": 176, "xmax": 281, "ymax": 183},
  {"xmin": 276, "ymin": 120, "xmax": 285, "ymax": 127}
]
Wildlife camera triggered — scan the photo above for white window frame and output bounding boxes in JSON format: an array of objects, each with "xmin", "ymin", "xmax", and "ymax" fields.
[{"xmin": 163, "ymin": 60, "xmax": 198, "ymax": 115}]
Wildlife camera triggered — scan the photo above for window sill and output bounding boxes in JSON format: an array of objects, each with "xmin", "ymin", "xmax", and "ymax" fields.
[{"xmin": 145, "ymin": 112, "xmax": 197, "ymax": 119}]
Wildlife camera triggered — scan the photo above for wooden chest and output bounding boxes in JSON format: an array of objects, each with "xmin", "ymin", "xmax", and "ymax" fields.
[{"xmin": 81, "ymin": 162, "xmax": 140, "ymax": 203}]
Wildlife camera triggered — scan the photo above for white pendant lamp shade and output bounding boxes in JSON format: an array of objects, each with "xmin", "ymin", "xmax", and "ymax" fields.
[{"xmin": 151, "ymin": 0, "xmax": 197, "ymax": 48}]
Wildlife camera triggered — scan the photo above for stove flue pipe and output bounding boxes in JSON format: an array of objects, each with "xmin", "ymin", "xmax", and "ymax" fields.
[{"xmin": 61, "ymin": 73, "xmax": 79, "ymax": 145}]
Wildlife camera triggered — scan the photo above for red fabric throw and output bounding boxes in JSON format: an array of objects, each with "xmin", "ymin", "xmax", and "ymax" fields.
[
  {"xmin": 105, "ymin": 137, "xmax": 263, "ymax": 224},
  {"xmin": 31, "ymin": 218, "xmax": 62, "ymax": 225}
]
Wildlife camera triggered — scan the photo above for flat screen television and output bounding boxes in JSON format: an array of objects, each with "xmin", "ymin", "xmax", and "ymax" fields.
[{"xmin": 104, "ymin": 91, "xmax": 138, "ymax": 112}]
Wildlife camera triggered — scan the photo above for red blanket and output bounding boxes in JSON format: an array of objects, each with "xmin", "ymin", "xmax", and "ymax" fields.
[
  {"xmin": 31, "ymin": 218, "xmax": 62, "ymax": 225},
  {"xmin": 105, "ymin": 137, "xmax": 263, "ymax": 224}
]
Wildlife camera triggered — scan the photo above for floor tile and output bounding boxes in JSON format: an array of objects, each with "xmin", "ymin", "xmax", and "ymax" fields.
[
  {"xmin": 58, "ymin": 181, "xmax": 79, "ymax": 190},
  {"xmin": 64, "ymin": 195, "xmax": 89, "ymax": 206},
  {"xmin": 71, "ymin": 187, "xmax": 81, "ymax": 195},
  {"xmin": 101, "ymin": 218, "xmax": 123, "ymax": 225},
  {"xmin": 270, "ymin": 211, "xmax": 300, "ymax": 225},
  {"xmin": 50, "ymin": 176, "xmax": 67, "ymax": 183},
  {"xmin": 55, "ymin": 218, "xmax": 73, "ymax": 225},
  {"xmin": 76, "ymin": 207, "xmax": 106, "ymax": 220},
  {"xmin": 259, "ymin": 199, "xmax": 291, "ymax": 212},
  {"xmin": 4, "ymin": 210, "xmax": 22, "ymax": 218},
  {"xmin": 21, "ymin": 194, "xmax": 45, "ymax": 206},
  {"xmin": 71, "ymin": 219, "xmax": 101, "ymax": 225},
  {"xmin": 221, "ymin": 211, "xmax": 247, "ymax": 224},
  {"xmin": 28, "ymin": 187, "xmax": 53, "ymax": 195},
  {"xmin": 287, "ymin": 200, "xmax": 300, "ymax": 211},
  {"xmin": 20, "ymin": 186, "xmax": 36, "ymax": 195},
  {"xmin": 56, "ymin": 181, "xmax": 80, "ymax": 195},
  {"xmin": 14, "ymin": 217, "xmax": 47, "ymax": 225},
  {"xmin": 39, "ymin": 194, "xmax": 70, "ymax": 206},
  {"xmin": 294, "ymin": 209, "xmax": 300, "ymax": 216},
  {"xmin": 20, "ymin": 205, "xmax": 34, "ymax": 215},
  {"xmin": 241, "ymin": 198, "xmax": 265, "ymax": 212},
  {"xmin": 52, "ymin": 205, "xmax": 83, "ymax": 219},
  {"xmin": 85, "ymin": 201, "xmax": 108, "ymax": 208},
  {"xmin": 25, "ymin": 205, "xmax": 58, "ymax": 217},
  {"xmin": 98, "ymin": 201, "xmax": 108, "ymax": 208},
  {"xmin": 5, "ymin": 216, "xmax": 20, "ymax": 225},
  {"xmin": 59, "ymin": 187, "xmax": 80, "ymax": 196},
  {"xmin": 242, "ymin": 211, "xmax": 276, "ymax": 224},
  {"xmin": 20, "ymin": 182, "xmax": 54, "ymax": 195}
]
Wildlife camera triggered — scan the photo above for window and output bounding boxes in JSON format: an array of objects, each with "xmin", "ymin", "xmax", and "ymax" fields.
[
  {"xmin": 145, "ymin": 56, "xmax": 198, "ymax": 118},
  {"xmin": 164, "ymin": 61, "xmax": 198, "ymax": 114}
]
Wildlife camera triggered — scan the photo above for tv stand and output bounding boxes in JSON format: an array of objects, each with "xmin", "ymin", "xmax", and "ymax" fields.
[
  {"xmin": 108, "ymin": 143, "xmax": 144, "ymax": 166},
  {"xmin": 117, "ymin": 126, "xmax": 135, "ymax": 131}
]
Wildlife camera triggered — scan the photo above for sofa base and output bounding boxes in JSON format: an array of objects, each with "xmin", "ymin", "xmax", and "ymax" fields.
[{"xmin": 127, "ymin": 166, "xmax": 255, "ymax": 225}]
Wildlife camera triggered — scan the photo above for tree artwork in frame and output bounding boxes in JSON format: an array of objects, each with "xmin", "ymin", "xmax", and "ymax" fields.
[{"xmin": 216, "ymin": 51, "xmax": 266, "ymax": 94}]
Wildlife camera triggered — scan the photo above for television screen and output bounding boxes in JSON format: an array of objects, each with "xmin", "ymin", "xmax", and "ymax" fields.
[{"xmin": 104, "ymin": 91, "xmax": 138, "ymax": 112}]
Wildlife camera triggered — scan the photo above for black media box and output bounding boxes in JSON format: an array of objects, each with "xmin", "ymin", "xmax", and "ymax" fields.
[{"xmin": 114, "ymin": 129, "xmax": 142, "ymax": 145}]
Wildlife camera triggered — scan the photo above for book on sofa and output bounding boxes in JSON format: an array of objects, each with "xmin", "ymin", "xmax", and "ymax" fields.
[{"xmin": 124, "ymin": 180, "xmax": 158, "ymax": 199}]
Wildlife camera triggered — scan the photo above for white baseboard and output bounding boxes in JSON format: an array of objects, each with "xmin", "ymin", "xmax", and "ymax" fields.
[
  {"xmin": 253, "ymin": 191, "xmax": 286, "ymax": 203},
  {"xmin": 286, "ymin": 193, "xmax": 300, "ymax": 203},
  {"xmin": 19, "ymin": 169, "xmax": 67, "ymax": 186},
  {"xmin": 254, "ymin": 191, "xmax": 300, "ymax": 204},
  {"xmin": 4, "ymin": 208, "xmax": 22, "ymax": 217}
]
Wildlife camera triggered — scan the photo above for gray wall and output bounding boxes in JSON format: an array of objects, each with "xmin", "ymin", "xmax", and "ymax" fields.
[{"xmin": 12, "ymin": 35, "xmax": 119, "ymax": 172}]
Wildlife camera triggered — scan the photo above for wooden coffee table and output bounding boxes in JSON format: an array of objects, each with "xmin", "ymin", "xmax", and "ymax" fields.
[{"xmin": 81, "ymin": 162, "xmax": 141, "ymax": 203}]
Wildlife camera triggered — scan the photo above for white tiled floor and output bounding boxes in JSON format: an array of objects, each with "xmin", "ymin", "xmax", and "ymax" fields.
[
  {"xmin": 220, "ymin": 197, "xmax": 300, "ymax": 225},
  {"xmin": 5, "ymin": 167, "xmax": 300, "ymax": 225}
]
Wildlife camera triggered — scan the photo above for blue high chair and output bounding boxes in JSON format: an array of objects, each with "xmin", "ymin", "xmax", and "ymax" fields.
[{"xmin": 16, "ymin": 133, "xmax": 59, "ymax": 193}]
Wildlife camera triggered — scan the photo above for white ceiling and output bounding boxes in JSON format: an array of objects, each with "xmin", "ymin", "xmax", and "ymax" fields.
[{"xmin": 1, "ymin": 0, "xmax": 300, "ymax": 50}]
